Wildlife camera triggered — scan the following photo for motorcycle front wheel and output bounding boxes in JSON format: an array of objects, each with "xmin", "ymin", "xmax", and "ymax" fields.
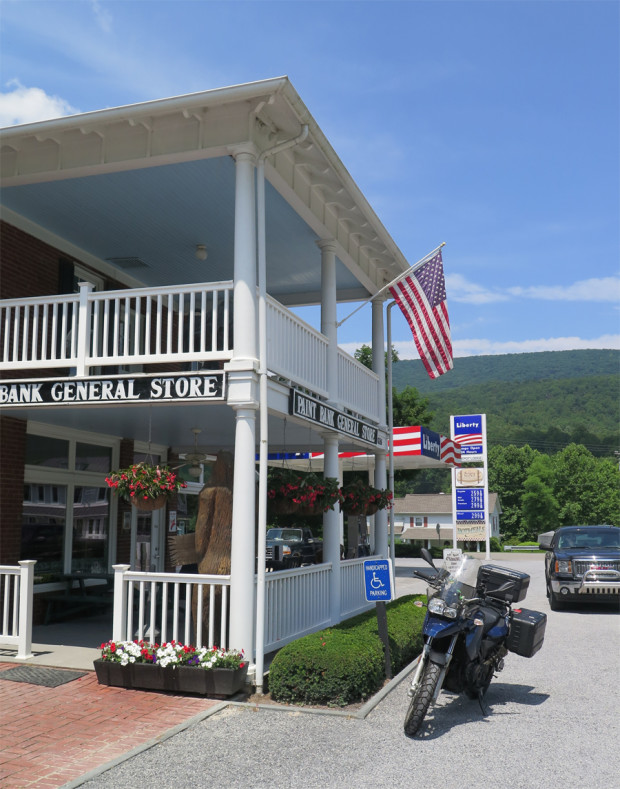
[{"xmin": 403, "ymin": 660, "xmax": 441, "ymax": 737}]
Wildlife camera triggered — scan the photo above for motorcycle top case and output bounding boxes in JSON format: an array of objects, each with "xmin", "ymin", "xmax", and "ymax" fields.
[
  {"xmin": 476, "ymin": 564, "xmax": 530, "ymax": 603},
  {"xmin": 507, "ymin": 608, "xmax": 547, "ymax": 658}
]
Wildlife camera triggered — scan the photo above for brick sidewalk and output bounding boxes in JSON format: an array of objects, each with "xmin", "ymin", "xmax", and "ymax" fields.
[{"xmin": 0, "ymin": 663, "xmax": 220, "ymax": 788}]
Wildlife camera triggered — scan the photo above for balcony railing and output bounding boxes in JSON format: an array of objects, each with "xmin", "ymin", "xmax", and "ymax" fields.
[{"xmin": 1, "ymin": 280, "xmax": 381, "ymax": 422}]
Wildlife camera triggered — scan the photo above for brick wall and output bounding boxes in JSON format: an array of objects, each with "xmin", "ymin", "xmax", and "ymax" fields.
[{"xmin": 0, "ymin": 416, "xmax": 27, "ymax": 564}]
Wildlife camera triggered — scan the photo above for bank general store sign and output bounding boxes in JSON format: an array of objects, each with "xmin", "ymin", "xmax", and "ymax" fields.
[
  {"xmin": 0, "ymin": 372, "xmax": 225, "ymax": 407},
  {"xmin": 290, "ymin": 389, "xmax": 384, "ymax": 447}
]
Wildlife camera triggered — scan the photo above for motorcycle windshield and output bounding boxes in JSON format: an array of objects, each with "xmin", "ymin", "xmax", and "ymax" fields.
[{"xmin": 435, "ymin": 555, "xmax": 481, "ymax": 607}]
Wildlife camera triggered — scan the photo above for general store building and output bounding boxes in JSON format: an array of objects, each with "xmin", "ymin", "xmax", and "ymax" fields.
[{"xmin": 0, "ymin": 78, "xmax": 456, "ymax": 671}]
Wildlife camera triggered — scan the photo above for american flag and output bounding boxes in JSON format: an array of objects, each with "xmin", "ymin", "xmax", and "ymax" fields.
[{"xmin": 389, "ymin": 251, "xmax": 453, "ymax": 379}]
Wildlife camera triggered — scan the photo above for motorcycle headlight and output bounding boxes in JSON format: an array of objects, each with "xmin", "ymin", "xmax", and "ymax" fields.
[{"xmin": 428, "ymin": 598, "xmax": 458, "ymax": 619}]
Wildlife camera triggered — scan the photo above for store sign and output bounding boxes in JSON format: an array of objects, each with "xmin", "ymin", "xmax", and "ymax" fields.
[
  {"xmin": 0, "ymin": 372, "xmax": 225, "ymax": 406},
  {"xmin": 290, "ymin": 389, "xmax": 383, "ymax": 447},
  {"xmin": 420, "ymin": 427, "xmax": 441, "ymax": 461},
  {"xmin": 451, "ymin": 414, "xmax": 485, "ymax": 458}
]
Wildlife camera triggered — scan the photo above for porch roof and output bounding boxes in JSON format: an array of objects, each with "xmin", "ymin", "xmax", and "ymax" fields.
[{"xmin": 0, "ymin": 77, "xmax": 410, "ymax": 307}]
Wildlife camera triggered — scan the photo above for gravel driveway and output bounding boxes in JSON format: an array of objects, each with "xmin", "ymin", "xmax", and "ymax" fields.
[{"xmin": 76, "ymin": 555, "xmax": 619, "ymax": 789}]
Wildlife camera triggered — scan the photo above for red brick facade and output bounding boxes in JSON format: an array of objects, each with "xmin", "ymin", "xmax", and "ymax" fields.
[{"xmin": 0, "ymin": 416, "xmax": 26, "ymax": 564}]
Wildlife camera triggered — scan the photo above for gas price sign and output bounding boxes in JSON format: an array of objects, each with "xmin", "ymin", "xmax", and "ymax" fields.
[{"xmin": 455, "ymin": 487, "xmax": 486, "ymax": 523}]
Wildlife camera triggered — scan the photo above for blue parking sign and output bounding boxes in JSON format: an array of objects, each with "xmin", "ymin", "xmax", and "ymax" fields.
[{"xmin": 363, "ymin": 559, "xmax": 393, "ymax": 602}]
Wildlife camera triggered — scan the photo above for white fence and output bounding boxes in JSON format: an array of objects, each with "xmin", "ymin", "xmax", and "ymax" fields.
[
  {"xmin": 111, "ymin": 559, "xmax": 374, "ymax": 658},
  {"xmin": 0, "ymin": 560, "xmax": 36, "ymax": 659},
  {"xmin": 266, "ymin": 296, "xmax": 329, "ymax": 398},
  {"xmin": 0, "ymin": 282, "xmax": 381, "ymax": 421},
  {"xmin": 263, "ymin": 562, "xmax": 332, "ymax": 653},
  {"xmin": 111, "ymin": 565, "xmax": 231, "ymax": 649},
  {"xmin": 337, "ymin": 349, "xmax": 381, "ymax": 422},
  {"xmin": 1, "ymin": 281, "xmax": 234, "ymax": 376}
]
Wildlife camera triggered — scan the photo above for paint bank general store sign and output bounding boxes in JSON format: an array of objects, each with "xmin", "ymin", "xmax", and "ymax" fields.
[
  {"xmin": 0, "ymin": 372, "xmax": 225, "ymax": 406},
  {"xmin": 290, "ymin": 389, "xmax": 385, "ymax": 448}
]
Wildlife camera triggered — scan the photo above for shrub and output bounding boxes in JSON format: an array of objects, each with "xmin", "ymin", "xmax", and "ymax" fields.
[
  {"xmin": 490, "ymin": 537, "xmax": 502, "ymax": 552},
  {"xmin": 268, "ymin": 595, "xmax": 426, "ymax": 706}
]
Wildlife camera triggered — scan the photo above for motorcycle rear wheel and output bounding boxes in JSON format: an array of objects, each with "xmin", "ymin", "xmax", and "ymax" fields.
[{"xmin": 404, "ymin": 660, "xmax": 441, "ymax": 737}]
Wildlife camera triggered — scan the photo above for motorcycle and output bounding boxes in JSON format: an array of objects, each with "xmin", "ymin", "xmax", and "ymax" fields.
[{"xmin": 404, "ymin": 549, "xmax": 546, "ymax": 737}]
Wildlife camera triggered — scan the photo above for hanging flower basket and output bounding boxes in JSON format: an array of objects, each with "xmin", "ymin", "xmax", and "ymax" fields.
[
  {"xmin": 132, "ymin": 494, "xmax": 168, "ymax": 512},
  {"xmin": 267, "ymin": 469, "xmax": 342, "ymax": 515},
  {"xmin": 340, "ymin": 479, "xmax": 393, "ymax": 516},
  {"xmin": 105, "ymin": 462, "xmax": 187, "ymax": 508}
]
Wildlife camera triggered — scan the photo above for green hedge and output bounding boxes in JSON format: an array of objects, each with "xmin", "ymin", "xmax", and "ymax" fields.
[{"xmin": 268, "ymin": 594, "xmax": 426, "ymax": 707}]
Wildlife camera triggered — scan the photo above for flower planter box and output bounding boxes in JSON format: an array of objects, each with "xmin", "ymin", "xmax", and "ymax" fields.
[{"xmin": 93, "ymin": 659, "xmax": 248, "ymax": 697}]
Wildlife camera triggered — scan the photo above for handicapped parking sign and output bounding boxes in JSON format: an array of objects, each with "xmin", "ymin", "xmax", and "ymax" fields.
[{"xmin": 363, "ymin": 559, "xmax": 393, "ymax": 602}]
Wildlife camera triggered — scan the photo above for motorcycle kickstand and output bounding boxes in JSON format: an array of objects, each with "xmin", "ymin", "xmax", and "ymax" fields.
[{"xmin": 477, "ymin": 690, "xmax": 489, "ymax": 717}]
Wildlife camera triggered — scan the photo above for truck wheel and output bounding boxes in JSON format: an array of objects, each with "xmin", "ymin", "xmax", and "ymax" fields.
[
  {"xmin": 404, "ymin": 661, "xmax": 441, "ymax": 738},
  {"xmin": 548, "ymin": 581, "xmax": 564, "ymax": 611}
]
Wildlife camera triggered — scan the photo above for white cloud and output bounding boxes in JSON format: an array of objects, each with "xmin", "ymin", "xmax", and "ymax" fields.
[
  {"xmin": 448, "ymin": 273, "xmax": 620, "ymax": 305},
  {"xmin": 0, "ymin": 81, "xmax": 80, "ymax": 126},
  {"xmin": 507, "ymin": 277, "xmax": 620, "ymax": 302},
  {"xmin": 403, "ymin": 334, "xmax": 619, "ymax": 358},
  {"xmin": 445, "ymin": 274, "xmax": 510, "ymax": 304},
  {"xmin": 91, "ymin": 0, "xmax": 113, "ymax": 34}
]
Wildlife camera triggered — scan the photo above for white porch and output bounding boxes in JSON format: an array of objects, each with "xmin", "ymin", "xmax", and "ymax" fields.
[{"xmin": 0, "ymin": 77, "xmax": 417, "ymax": 681}]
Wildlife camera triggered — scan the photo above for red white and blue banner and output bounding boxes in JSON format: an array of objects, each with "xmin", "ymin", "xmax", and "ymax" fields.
[{"xmin": 266, "ymin": 426, "xmax": 461, "ymax": 468}]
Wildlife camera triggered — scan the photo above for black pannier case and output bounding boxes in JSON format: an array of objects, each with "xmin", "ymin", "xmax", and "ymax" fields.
[
  {"xmin": 507, "ymin": 608, "xmax": 547, "ymax": 657},
  {"xmin": 476, "ymin": 564, "xmax": 530, "ymax": 603}
]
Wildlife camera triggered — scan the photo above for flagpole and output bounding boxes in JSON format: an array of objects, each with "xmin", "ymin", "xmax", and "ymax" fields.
[
  {"xmin": 387, "ymin": 301, "xmax": 396, "ymax": 568},
  {"xmin": 336, "ymin": 242, "xmax": 445, "ymax": 329}
]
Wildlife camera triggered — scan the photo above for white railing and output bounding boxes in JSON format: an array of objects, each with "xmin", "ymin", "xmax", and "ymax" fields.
[
  {"xmin": 1, "ymin": 280, "xmax": 381, "ymax": 427},
  {"xmin": 266, "ymin": 296, "xmax": 328, "ymax": 397},
  {"xmin": 111, "ymin": 565, "xmax": 231, "ymax": 649},
  {"xmin": 108, "ymin": 558, "xmax": 375, "ymax": 660},
  {"xmin": 340, "ymin": 556, "xmax": 376, "ymax": 618},
  {"xmin": 262, "ymin": 563, "xmax": 332, "ymax": 654},
  {"xmin": 1, "ymin": 281, "xmax": 234, "ymax": 375},
  {"xmin": 0, "ymin": 560, "xmax": 36, "ymax": 659},
  {"xmin": 338, "ymin": 349, "xmax": 381, "ymax": 422}
]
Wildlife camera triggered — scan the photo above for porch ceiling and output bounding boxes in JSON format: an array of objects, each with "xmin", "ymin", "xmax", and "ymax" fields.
[
  {"xmin": 0, "ymin": 77, "xmax": 410, "ymax": 306},
  {"xmin": 14, "ymin": 399, "xmax": 372, "ymax": 459}
]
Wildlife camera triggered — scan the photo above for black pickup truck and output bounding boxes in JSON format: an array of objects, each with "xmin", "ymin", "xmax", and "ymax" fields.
[
  {"xmin": 539, "ymin": 525, "xmax": 620, "ymax": 610},
  {"xmin": 266, "ymin": 527, "xmax": 323, "ymax": 571}
]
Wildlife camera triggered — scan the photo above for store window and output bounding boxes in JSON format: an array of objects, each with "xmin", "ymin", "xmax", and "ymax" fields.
[
  {"xmin": 23, "ymin": 427, "xmax": 118, "ymax": 581},
  {"xmin": 71, "ymin": 486, "xmax": 109, "ymax": 573},
  {"xmin": 21, "ymin": 484, "xmax": 67, "ymax": 578},
  {"xmin": 75, "ymin": 442, "xmax": 112, "ymax": 473},
  {"xmin": 25, "ymin": 434, "xmax": 69, "ymax": 469}
]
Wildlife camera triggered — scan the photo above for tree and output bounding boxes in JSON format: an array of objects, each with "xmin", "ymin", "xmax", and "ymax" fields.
[
  {"xmin": 487, "ymin": 444, "xmax": 538, "ymax": 539},
  {"xmin": 521, "ymin": 454, "xmax": 559, "ymax": 540},
  {"xmin": 551, "ymin": 443, "xmax": 619, "ymax": 526},
  {"xmin": 354, "ymin": 343, "xmax": 399, "ymax": 370}
]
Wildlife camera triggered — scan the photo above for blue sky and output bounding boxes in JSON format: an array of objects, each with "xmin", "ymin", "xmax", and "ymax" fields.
[{"xmin": 1, "ymin": 0, "xmax": 618, "ymax": 360}]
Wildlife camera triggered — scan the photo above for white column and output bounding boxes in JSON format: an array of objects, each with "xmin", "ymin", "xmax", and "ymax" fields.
[
  {"xmin": 322, "ymin": 431, "xmax": 341, "ymax": 624},
  {"xmin": 374, "ymin": 451, "xmax": 389, "ymax": 558},
  {"xmin": 372, "ymin": 298, "xmax": 386, "ymax": 425},
  {"xmin": 371, "ymin": 299, "xmax": 389, "ymax": 557},
  {"xmin": 230, "ymin": 145, "xmax": 257, "ymax": 368},
  {"xmin": 227, "ymin": 144, "xmax": 258, "ymax": 661},
  {"xmin": 229, "ymin": 403, "xmax": 258, "ymax": 660},
  {"xmin": 318, "ymin": 239, "xmax": 338, "ymax": 403}
]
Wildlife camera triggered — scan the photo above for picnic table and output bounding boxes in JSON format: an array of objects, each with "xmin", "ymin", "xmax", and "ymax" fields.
[{"xmin": 44, "ymin": 572, "xmax": 114, "ymax": 624}]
